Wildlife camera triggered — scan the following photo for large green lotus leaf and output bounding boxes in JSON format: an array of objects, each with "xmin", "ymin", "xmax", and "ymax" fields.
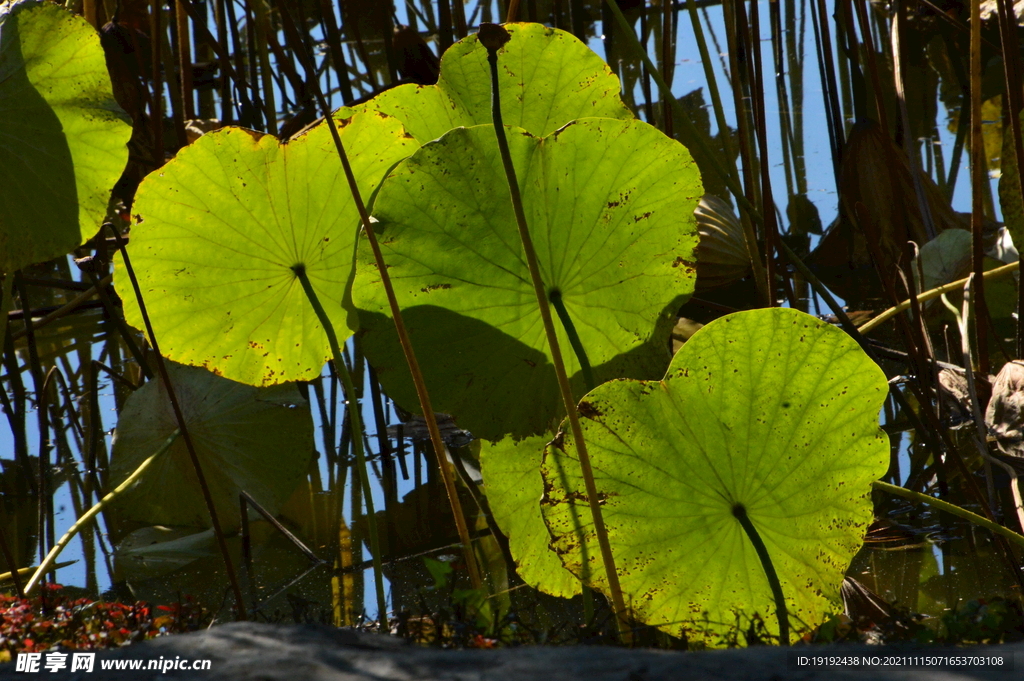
[
  {"xmin": 0, "ymin": 1, "xmax": 130, "ymax": 274},
  {"xmin": 116, "ymin": 112, "xmax": 415, "ymax": 385},
  {"xmin": 353, "ymin": 119, "xmax": 701, "ymax": 440},
  {"xmin": 540, "ymin": 308, "xmax": 889, "ymax": 645},
  {"xmin": 109, "ymin": 361, "xmax": 314, "ymax": 531},
  {"xmin": 344, "ymin": 22, "xmax": 631, "ymax": 143},
  {"xmin": 479, "ymin": 434, "xmax": 580, "ymax": 598}
]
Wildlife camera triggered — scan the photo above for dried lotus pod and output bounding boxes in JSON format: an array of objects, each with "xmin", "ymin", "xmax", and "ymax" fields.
[
  {"xmin": 986, "ymin": 361, "xmax": 1024, "ymax": 471},
  {"xmin": 694, "ymin": 194, "xmax": 750, "ymax": 290}
]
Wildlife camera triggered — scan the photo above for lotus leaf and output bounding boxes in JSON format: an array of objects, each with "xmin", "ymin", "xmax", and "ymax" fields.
[
  {"xmin": 353, "ymin": 119, "xmax": 701, "ymax": 440},
  {"xmin": 0, "ymin": 1, "xmax": 130, "ymax": 274},
  {"xmin": 116, "ymin": 112, "xmax": 415, "ymax": 385},
  {"xmin": 108, "ymin": 362, "xmax": 314, "ymax": 531},
  {"xmin": 345, "ymin": 22, "xmax": 631, "ymax": 144},
  {"xmin": 479, "ymin": 434, "xmax": 580, "ymax": 598},
  {"xmin": 913, "ymin": 228, "xmax": 971, "ymax": 296},
  {"xmin": 541, "ymin": 307, "xmax": 889, "ymax": 644}
]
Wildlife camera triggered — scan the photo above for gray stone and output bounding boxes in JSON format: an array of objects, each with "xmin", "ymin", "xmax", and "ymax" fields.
[{"xmin": 0, "ymin": 621, "xmax": 1020, "ymax": 681}]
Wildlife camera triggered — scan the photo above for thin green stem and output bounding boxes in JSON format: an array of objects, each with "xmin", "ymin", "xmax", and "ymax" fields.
[
  {"xmin": 293, "ymin": 265, "xmax": 388, "ymax": 632},
  {"xmin": 858, "ymin": 261, "xmax": 1019, "ymax": 335},
  {"xmin": 549, "ymin": 291, "xmax": 594, "ymax": 392},
  {"xmin": 732, "ymin": 503, "xmax": 788, "ymax": 645},
  {"xmin": 873, "ymin": 481, "xmax": 1024, "ymax": 551},
  {"xmin": 24, "ymin": 430, "xmax": 180, "ymax": 595},
  {"xmin": 970, "ymin": 0, "xmax": 991, "ymax": 374},
  {"xmin": 479, "ymin": 23, "xmax": 630, "ymax": 643}
]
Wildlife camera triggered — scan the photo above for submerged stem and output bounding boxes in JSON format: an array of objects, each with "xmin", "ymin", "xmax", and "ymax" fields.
[
  {"xmin": 732, "ymin": 503, "xmax": 789, "ymax": 646},
  {"xmin": 24, "ymin": 430, "xmax": 180, "ymax": 595},
  {"xmin": 479, "ymin": 23, "xmax": 630, "ymax": 643},
  {"xmin": 873, "ymin": 481, "xmax": 1024, "ymax": 551},
  {"xmin": 549, "ymin": 291, "xmax": 595, "ymax": 392},
  {"xmin": 293, "ymin": 265, "xmax": 388, "ymax": 632}
]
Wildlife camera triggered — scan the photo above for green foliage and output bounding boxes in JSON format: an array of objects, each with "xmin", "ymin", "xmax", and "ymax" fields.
[
  {"xmin": 354, "ymin": 119, "xmax": 701, "ymax": 440},
  {"xmin": 0, "ymin": 1, "xmax": 130, "ymax": 274},
  {"xmin": 108, "ymin": 362, "xmax": 314, "ymax": 532},
  {"xmin": 115, "ymin": 113, "xmax": 415, "ymax": 386},
  {"xmin": 478, "ymin": 434, "xmax": 580, "ymax": 599},
  {"xmin": 345, "ymin": 23, "xmax": 631, "ymax": 144},
  {"xmin": 540, "ymin": 308, "xmax": 889, "ymax": 645}
]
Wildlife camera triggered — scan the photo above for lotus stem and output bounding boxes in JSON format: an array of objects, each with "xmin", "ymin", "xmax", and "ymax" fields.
[
  {"xmin": 732, "ymin": 503, "xmax": 789, "ymax": 646},
  {"xmin": 549, "ymin": 291, "xmax": 595, "ymax": 392},
  {"xmin": 24, "ymin": 430, "xmax": 180, "ymax": 595},
  {"xmin": 873, "ymin": 480, "xmax": 1024, "ymax": 551},
  {"xmin": 293, "ymin": 265, "xmax": 389, "ymax": 632},
  {"xmin": 276, "ymin": 0, "xmax": 485, "ymax": 592},
  {"xmin": 857, "ymin": 261, "xmax": 1019, "ymax": 335},
  {"xmin": 0, "ymin": 520, "xmax": 25, "ymax": 597},
  {"xmin": 681, "ymin": 0, "xmax": 769, "ymax": 303},
  {"xmin": 0, "ymin": 562, "xmax": 73, "ymax": 586},
  {"xmin": 479, "ymin": 23, "xmax": 631, "ymax": 643}
]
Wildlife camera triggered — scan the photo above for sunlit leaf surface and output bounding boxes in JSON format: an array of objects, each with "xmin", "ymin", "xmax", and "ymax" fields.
[
  {"xmin": 353, "ymin": 119, "xmax": 701, "ymax": 440},
  {"xmin": 0, "ymin": 1, "xmax": 130, "ymax": 273},
  {"xmin": 479, "ymin": 433, "xmax": 580, "ymax": 599},
  {"xmin": 117, "ymin": 113, "xmax": 415, "ymax": 385},
  {"xmin": 541, "ymin": 308, "xmax": 889, "ymax": 644},
  {"xmin": 346, "ymin": 22, "xmax": 631, "ymax": 143}
]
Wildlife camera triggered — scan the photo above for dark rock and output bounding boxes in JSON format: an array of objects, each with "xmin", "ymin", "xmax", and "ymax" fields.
[{"xmin": 1, "ymin": 621, "xmax": 1020, "ymax": 680}]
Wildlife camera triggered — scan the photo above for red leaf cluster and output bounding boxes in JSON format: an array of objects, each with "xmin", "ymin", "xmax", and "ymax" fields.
[{"xmin": 0, "ymin": 584, "xmax": 208, "ymax": 658}]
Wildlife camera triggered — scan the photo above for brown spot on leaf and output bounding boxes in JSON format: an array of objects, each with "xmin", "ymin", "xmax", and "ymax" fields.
[
  {"xmin": 672, "ymin": 257, "xmax": 697, "ymax": 270},
  {"xmin": 566, "ymin": 490, "xmax": 615, "ymax": 504},
  {"xmin": 420, "ymin": 283, "xmax": 452, "ymax": 293}
]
